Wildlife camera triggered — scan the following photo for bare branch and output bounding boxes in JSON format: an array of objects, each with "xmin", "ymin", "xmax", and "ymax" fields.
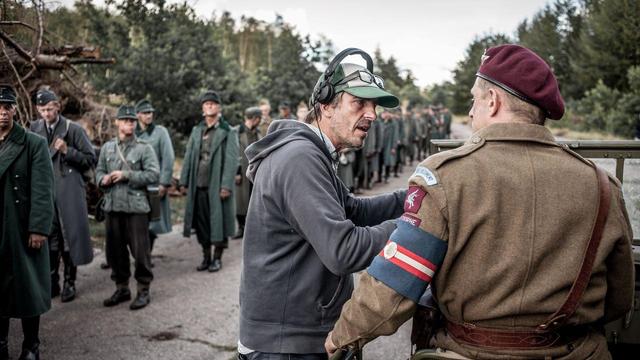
[
  {"xmin": 0, "ymin": 30, "xmax": 34, "ymax": 61},
  {"xmin": 1, "ymin": 40, "xmax": 33, "ymax": 124},
  {"xmin": 31, "ymin": 0, "xmax": 44, "ymax": 55},
  {"xmin": 61, "ymin": 70, "xmax": 83, "ymax": 93},
  {"xmin": 0, "ymin": 21, "xmax": 38, "ymax": 32}
]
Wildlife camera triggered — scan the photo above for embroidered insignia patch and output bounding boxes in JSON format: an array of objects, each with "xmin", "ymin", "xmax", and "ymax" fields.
[
  {"xmin": 413, "ymin": 166, "xmax": 438, "ymax": 186},
  {"xmin": 400, "ymin": 213, "xmax": 422, "ymax": 227},
  {"xmin": 481, "ymin": 49, "xmax": 490, "ymax": 64},
  {"xmin": 404, "ymin": 186, "xmax": 426, "ymax": 214}
]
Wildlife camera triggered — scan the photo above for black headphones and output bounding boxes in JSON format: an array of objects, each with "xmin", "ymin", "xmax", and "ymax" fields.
[{"xmin": 311, "ymin": 48, "xmax": 374, "ymax": 106}]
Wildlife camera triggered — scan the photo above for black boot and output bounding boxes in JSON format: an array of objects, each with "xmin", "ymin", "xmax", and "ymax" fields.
[
  {"xmin": 18, "ymin": 344, "xmax": 39, "ymax": 360},
  {"xmin": 49, "ymin": 251, "xmax": 61, "ymax": 298},
  {"xmin": 209, "ymin": 247, "xmax": 223, "ymax": 272},
  {"xmin": 103, "ymin": 287, "xmax": 132, "ymax": 307},
  {"xmin": 60, "ymin": 257, "xmax": 77, "ymax": 303},
  {"xmin": 232, "ymin": 227, "xmax": 244, "ymax": 240},
  {"xmin": 196, "ymin": 247, "xmax": 211, "ymax": 271},
  {"xmin": 129, "ymin": 289, "xmax": 150, "ymax": 310},
  {"xmin": 0, "ymin": 338, "xmax": 8, "ymax": 360},
  {"xmin": 19, "ymin": 317, "xmax": 40, "ymax": 360}
]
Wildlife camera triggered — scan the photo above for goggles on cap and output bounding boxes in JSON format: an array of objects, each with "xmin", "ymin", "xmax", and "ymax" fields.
[{"xmin": 335, "ymin": 70, "xmax": 385, "ymax": 91}]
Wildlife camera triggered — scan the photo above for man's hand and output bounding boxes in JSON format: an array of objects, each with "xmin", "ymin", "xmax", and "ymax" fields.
[
  {"xmin": 235, "ymin": 174, "xmax": 242, "ymax": 185},
  {"xmin": 110, "ymin": 170, "xmax": 126, "ymax": 183},
  {"xmin": 220, "ymin": 188, "xmax": 231, "ymax": 200},
  {"xmin": 28, "ymin": 233, "xmax": 47, "ymax": 249},
  {"xmin": 179, "ymin": 186, "xmax": 188, "ymax": 195},
  {"xmin": 325, "ymin": 331, "xmax": 338, "ymax": 357},
  {"xmin": 101, "ymin": 175, "xmax": 112, "ymax": 186},
  {"xmin": 159, "ymin": 185, "xmax": 168, "ymax": 197},
  {"xmin": 53, "ymin": 138, "xmax": 68, "ymax": 154}
]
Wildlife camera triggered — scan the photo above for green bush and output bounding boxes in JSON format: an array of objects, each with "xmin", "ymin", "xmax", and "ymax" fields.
[{"xmin": 571, "ymin": 67, "xmax": 640, "ymax": 137}]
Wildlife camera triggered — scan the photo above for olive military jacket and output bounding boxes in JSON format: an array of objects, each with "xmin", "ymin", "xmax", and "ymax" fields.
[
  {"xmin": 95, "ymin": 136, "xmax": 159, "ymax": 214},
  {"xmin": 331, "ymin": 123, "xmax": 634, "ymax": 359},
  {"xmin": 136, "ymin": 123, "xmax": 175, "ymax": 234},
  {"xmin": 180, "ymin": 119, "xmax": 239, "ymax": 241},
  {"xmin": 0, "ymin": 123, "xmax": 55, "ymax": 318}
]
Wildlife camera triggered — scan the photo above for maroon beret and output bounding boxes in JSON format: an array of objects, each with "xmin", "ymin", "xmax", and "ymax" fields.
[{"xmin": 476, "ymin": 44, "xmax": 564, "ymax": 120}]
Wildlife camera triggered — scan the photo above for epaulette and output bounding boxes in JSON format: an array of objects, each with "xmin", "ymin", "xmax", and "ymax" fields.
[
  {"xmin": 425, "ymin": 135, "xmax": 486, "ymax": 170},
  {"xmin": 560, "ymin": 144, "xmax": 622, "ymax": 188}
]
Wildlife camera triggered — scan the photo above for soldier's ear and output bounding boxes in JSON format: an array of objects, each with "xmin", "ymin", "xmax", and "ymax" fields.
[{"xmin": 487, "ymin": 88, "xmax": 501, "ymax": 117}]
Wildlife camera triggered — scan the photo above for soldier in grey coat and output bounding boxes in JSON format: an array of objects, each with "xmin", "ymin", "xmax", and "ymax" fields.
[
  {"xmin": 30, "ymin": 89, "xmax": 96, "ymax": 303},
  {"xmin": 234, "ymin": 107, "xmax": 262, "ymax": 239},
  {"xmin": 96, "ymin": 105, "xmax": 159, "ymax": 310},
  {"xmin": 135, "ymin": 100, "xmax": 175, "ymax": 252}
]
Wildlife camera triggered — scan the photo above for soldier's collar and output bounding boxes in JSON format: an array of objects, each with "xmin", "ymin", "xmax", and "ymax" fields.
[
  {"xmin": 117, "ymin": 135, "xmax": 136, "ymax": 146},
  {"xmin": 470, "ymin": 123, "xmax": 556, "ymax": 146},
  {"xmin": 135, "ymin": 122, "xmax": 155, "ymax": 136}
]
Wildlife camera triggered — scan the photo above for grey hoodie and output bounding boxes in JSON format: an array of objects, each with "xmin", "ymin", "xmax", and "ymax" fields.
[{"xmin": 239, "ymin": 120, "xmax": 406, "ymax": 354}]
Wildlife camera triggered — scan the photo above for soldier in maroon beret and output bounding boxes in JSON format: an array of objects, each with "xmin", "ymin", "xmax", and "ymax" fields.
[{"xmin": 326, "ymin": 44, "xmax": 634, "ymax": 360}]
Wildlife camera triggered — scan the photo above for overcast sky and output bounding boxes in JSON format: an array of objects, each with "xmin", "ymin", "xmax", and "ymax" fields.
[{"xmin": 55, "ymin": 0, "xmax": 552, "ymax": 86}]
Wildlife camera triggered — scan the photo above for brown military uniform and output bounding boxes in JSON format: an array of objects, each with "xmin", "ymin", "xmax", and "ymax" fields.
[{"xmin": 332, "ymin": 123, "xmax": 634, "ymax": 359}]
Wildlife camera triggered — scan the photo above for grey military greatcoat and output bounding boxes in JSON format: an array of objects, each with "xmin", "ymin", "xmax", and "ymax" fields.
[{"xmin": 30, "ymin": 116, "xmax": 96, "ymax": 265}]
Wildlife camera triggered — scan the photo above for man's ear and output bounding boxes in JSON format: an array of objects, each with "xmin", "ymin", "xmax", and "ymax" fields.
[
  {"xmin": 320, "ymin": 102, "xmax": 335, "ymax": 120},
  {"xmin": 487, "ymin": 88, "xmax": 501, "ymax": 117}
]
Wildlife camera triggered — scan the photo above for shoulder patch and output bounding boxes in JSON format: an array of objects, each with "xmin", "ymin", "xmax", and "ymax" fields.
[
  {"xmin": 404, "ymin": 185, "xmax": 427, "ymax": 213},
  {"xmin": 399, "ymin": 213, "xmax": 422, "ymax": 227},
  {"xmin": 413, "ymin": 166, "xmax": 438, "ymax": 186}
]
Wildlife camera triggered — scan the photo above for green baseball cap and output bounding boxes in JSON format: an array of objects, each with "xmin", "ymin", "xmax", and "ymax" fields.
[{"xmin": 329, "ymin": 63, "xmax": 399, "ymax": 108}]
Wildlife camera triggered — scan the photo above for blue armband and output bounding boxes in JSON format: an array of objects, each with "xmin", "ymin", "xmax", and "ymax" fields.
[{"xmin": 367, "ymin": 220, "xmax": 447, "ymax": 302}]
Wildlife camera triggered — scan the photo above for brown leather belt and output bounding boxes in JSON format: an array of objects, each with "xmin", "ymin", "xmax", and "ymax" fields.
[
  {"xmin": 445, "ymin": 321, "xmax": 593, "ymax": 349},
  {"xmin": 445, "ymin": 321, "xmax": 568, "ymax": 349}
]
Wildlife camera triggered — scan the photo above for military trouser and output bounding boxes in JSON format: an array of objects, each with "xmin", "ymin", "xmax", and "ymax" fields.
[
  {"xmin": 105, "ymin": 212, "xmax": 153, "ymax": 290},
  {"xmin": 194, "ymin": 188, "xmax": 229, "ymax": 250},
  {"xmin": 49, "ymin": 209, "xmax": 76, "ymax": 290},
  {"xmin": 0, "ymin": 316, "xmax": 40, "ymax": 350}
]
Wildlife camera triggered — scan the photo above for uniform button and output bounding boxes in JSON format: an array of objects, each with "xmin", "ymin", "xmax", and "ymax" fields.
[
  {"xmin": 15, "ymin": 174, "xmax": 19, "ymax": 178},
  {"xmin": 13, "ymin": 186, "xmax": 18, "ymax": 190},
  {"xmin": 471, "ymin": 136, "xmax": 481, "ymax": 144},
  {"xmin": 69, "ymin": 169, "xmax": 73, "ymax": 173},
  {"xmin": 15, "ymin": 200, "xmax": 19, "ymax": 204},
  {"xmin": 383, "ymin": 242, "xmax": 398, "ymax": 259}
]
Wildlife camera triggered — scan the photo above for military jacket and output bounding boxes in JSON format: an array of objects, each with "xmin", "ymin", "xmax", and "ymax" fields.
[
  {"xmin": 95, "ymin": 137, "xmax": 159, "ymax": 214},
  {"xmin": 331, "ymin": 123, "xmax": 634, "ymax": 359}
]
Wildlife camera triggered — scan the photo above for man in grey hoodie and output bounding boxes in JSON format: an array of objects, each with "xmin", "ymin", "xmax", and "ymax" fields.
[{"xmin": 238, "ymin": 48, "xmax": 407, "ymax": 359}]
